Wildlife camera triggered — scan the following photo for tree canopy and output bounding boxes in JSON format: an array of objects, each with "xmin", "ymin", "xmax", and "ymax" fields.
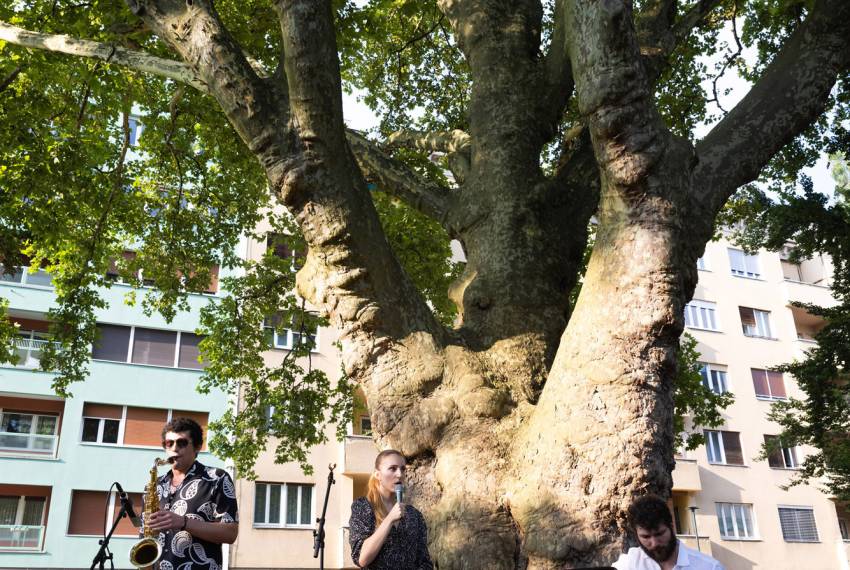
[{"xmin": 1, "ymin": 0, "xmax": 849, "ymax": 566}]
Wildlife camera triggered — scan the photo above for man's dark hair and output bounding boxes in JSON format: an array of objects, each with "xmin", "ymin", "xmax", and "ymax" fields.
[
  {"xmin": 162, "ymin": 417, "xmax": 204, "ymax": 449},
  {"xmin": 627, "ymin": 495, "xmax": 673, "ymax": 531}
]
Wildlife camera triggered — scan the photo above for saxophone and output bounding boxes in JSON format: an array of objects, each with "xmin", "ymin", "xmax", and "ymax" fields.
[{"xmin": 129, "ymin": 457, "xmax": 171, "ymax": 568}]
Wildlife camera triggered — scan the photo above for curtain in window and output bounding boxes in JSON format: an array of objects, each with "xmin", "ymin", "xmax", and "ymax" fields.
[{"xmin": 0, "ymin": 496, "xmax": 18, "ymax": 525}]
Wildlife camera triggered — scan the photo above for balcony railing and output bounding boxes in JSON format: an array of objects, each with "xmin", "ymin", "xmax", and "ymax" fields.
[
  {"xmin": 0, "ymin": 432, "xmax": 58, "ymax": 455},
  {"xmin": 6, "ymin": 337, "xmax": 59, "ymax": 369},
  {"xmin": 0, "ymin": 525, "xmax": 44, "ymax": 550}
]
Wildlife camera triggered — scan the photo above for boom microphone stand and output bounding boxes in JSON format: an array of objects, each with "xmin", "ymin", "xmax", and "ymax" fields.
[
  {"xmin": 313, "ymin": 463, "xmax": 336, "ymax": 570},
  {"xmin": 90, "ymin": 491, "xmax": 133, "ymax": 569}
]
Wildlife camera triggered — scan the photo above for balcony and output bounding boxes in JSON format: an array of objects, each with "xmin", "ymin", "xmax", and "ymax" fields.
[
  {"xmin": 0, "ymin": 525, "xmax": 44, "ymax": 550},
  {"xmin": 0, "ymin": 431, "xmax": 58, "ymax": 455},
  {"xmin": 8, "ymin": 336, "xmax": 59, "ymax": 369},
  {"xmin": 672, "ymin": 459, "xmax": 702, "ymax": 492},
  {"xmin": 342, "ymin": 435, "xmax": 378, "ymax": 475},
  {"xmin": 790, "ymin": 305, "xmax": 827, "ymax": 348}
]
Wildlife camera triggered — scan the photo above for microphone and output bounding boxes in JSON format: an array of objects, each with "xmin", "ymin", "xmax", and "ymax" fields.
[
  {"xmin": 394, "ymin": 483, "xmax": 404, "ymax": 505},
  {"xmin": 115, "ymin": 482, "xmax": 142, "ymax": 528}
]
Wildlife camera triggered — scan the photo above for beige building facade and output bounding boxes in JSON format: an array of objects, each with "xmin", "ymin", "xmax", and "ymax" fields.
[
  {"xmin": 228, "ymin": 230, "xmax": 850, "ymax": 569},
  {"xmin": 672, "ymin": 236, "xmax": 850, "ymax": 569}
]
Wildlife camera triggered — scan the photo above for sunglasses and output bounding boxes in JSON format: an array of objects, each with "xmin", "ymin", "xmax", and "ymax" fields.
[{"xmin": 162, "ymin": 437, "xmax": 190, "ymax": 449}]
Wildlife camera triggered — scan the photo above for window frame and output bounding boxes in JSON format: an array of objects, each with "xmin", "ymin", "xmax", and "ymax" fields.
[
  {"xmin": 751, "ymin": 368, "xmax": 787, "ymax": 401},
  {"xmin": 838, "ymin": 517, "xmax": 849, "ymax": 541},
  {"xmin": 0, "ymin": 411, "xmax": 60, "ymax": 455},
  {"xmin": 716, "ymin": 502, "xmax": 758, "ymax": 540},
  {"xmin": 727, "ymin": 248, "xmax": 761, "ymax": 279},
  {"xmin": 253, "ymin": 482, "xmax": 315, "ymax": 529},
  {"xmin": 91, "ymin": 324, "xmax": 206, "ymax": 370},
  {"xmin": 777, "ymin": 506, "xmax": 819, "ymax": 543},
  {"xmin": 79, "ymin": 405, "xmax": 207, "ymax": 449},
  {"xmin": 79, "ymin": 416, "xmax": 123, "ymax": 446},
  {"xmin": 699, "ymin": 363, "xmax": 729, "ymax": 394},
  {"xmin": 684, "ymin": 300, "xmax": 720, "ymax": 332},
  {"xmin": 705, "ymin": 430, "xmax": 745, "ymax": 465},
  {"xmin": 0, "ymin": 494, "xmax": 47, "ymax": 550},
  {"xmin": 763, "ymin": 435, "xmax": 799, "ymax": 469},
  {"xmin": 739, "ymin": 307, "xmax": 773, "ymax": 339}
]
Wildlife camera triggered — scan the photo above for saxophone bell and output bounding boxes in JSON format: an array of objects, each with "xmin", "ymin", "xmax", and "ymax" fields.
[{"xmin": 129, "ymin": 457, "xmax": 171, "ymax": 569}]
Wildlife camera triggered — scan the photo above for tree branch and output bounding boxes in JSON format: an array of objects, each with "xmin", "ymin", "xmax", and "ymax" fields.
[
  {"xmin": 636, "ymin": 0, "xmax": 724, "ymax": 82},
  {"xmin": 125, "ymin": 0, "xmax": 290, "ymax": 185},
  {"xmin": 346, "ymin": 130, "xmax": 453, "ymax": 228},
  {"xmin": 0, "ymin": 20, "xmax": 209, "ymax": 94},
  {"xmin": 540, "ymin": 0, "xmax": 576, "ymax": 134},
  {"xmin": 694, "ymin": 0, "xmax": 850, "ymax": 215},
  {"xmin": 386, "ymin": 129, "xmax": 471, "ymax": 184}
]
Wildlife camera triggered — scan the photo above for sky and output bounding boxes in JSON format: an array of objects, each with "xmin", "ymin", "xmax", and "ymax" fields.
[{"xmin": 339, "ymin": 17, "xmax": 837, "ymax": 195}]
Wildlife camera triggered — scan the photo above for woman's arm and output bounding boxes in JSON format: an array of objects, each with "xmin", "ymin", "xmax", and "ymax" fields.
[{"xmin": 356, "ymin": 502, "xmax": 403, "ymax": 567}]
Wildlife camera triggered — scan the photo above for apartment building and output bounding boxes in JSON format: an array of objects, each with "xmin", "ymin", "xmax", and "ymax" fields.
[
  {"xmin": 228, "ymin": 216, "xmax": 378, "ymax": 570},
  {"xmin": 673, "ymin": 236, "xmax": 850, "ymax": 569},
  {"xmin": 0, "ymin": 260, "xmax": 229, "ymax": 569}
]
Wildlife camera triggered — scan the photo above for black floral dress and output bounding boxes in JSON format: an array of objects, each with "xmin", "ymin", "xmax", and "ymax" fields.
[
  {"xmin": 142, "ymin": 460, "xmax": 238, "ymax": 570},
  {"xmin": 349, "ymin": 497, "xmax": 433, "ymax": 569}
]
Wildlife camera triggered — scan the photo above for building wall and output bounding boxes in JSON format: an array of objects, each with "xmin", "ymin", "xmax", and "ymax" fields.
[
  {"xmin": 674, "ymin": 237, "xmax": 849, "ymax": 570},
  {"xmin": 0, "ymin": 275, "xmax": 228, "ymax": 569},
  {"xmin": 228, "ymin": 221, "xmax": 378, "ymax": 570}
]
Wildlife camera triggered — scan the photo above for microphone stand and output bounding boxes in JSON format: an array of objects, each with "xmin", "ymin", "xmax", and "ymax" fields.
[
  {"xmin": 313, "ymin": 463, "xmax": 336, "ymax": 570},
  {"xmin": 90, "ymin": 494, "xmax": 133, "ymax": 570}
]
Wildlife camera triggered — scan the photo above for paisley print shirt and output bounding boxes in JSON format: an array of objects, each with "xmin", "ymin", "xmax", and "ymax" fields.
[
  {"xmin": 349, "ymin": 497, "xmax": 433, "ymax": 569},
  {"xmin": 144, "ymin": 460, "xmax": 238, "ymax": 570}
]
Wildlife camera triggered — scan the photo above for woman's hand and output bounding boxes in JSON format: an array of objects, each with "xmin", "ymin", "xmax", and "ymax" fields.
[{"xmin": 385, "ymin": 502, "xmax": 404, "ymax": 525}]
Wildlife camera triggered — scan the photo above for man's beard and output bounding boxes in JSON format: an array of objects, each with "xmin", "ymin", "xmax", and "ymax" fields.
[{"xmin": 641, "ymin": 536, "xmax": 677, "ymax": 563}]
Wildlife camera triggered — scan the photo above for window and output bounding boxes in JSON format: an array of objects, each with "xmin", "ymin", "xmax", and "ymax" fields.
[
  {"xmin": 253, "ymin": 483, "xmax": 314, "ymax": 527},
  {"xmin": 177, "ymin": 333, "xmax": 205, "ymax": 369},
  {"xmin": 131, "ymin": 328, "xmax": 177, "ymax": 366},
  {"xmin": 80, "ymin": 401, "xmax": 122, "ymax": 445},
  {"xmin": 0, "ymin": 494, "xmax": 47, "ymax": 550},
  {"xmin": 751, "ymin": 369, "xmax": 786, "ymax": 400},
  {"xmin": 80, "ymin": 403, "xmax": 207, "ymax": 448},
  {"xmin": 263, "ymin": 316, "xmax": 318, "ymax": 351},
  {"xmin": 728, "ymin": 248, "xmax": 761, "ymax": 279},
  {"xmin": 11, "ymin": 330, "xmax": 52, "ymax": 369},
  {"xmin": 92, "ymin": 324, "xmax": 205, "ymax": 369},
  {"xmin": 839, "ymin": 517, "xmax": 849, "ymax": 541},
  {"xmin": 360, "ymin": 417, "xmax": 372, "ymax": 436},
  {"xmin": 778, "ymin": 507, "xmax": 819, "ymax": 542},
  {"xmin": 0, "ymin": 412, "xmax": 59, "ymax": 455},
  {"xmin": 699, "ymin": 364, "xmax": 729, "ymax": 394},
  {"xmin": 705, "ymin": 430, "xmax": 744, "ymax": 465},
  {"xmin": 696, "ymin": 255, "xmax": 708, "ymax": 271},
  {"xmin": 684, "ymin": 300, "xmax": 719, "ymax": 331},
  {"xmin": 716, "ymin": 503, "xmax": 757, "ymax": 539},
  {"xmin": 266, "ymin": 233, "xmax": 306, "ymax": 271},
  {"xmin": 92, "ymin": 325, "xmax": 132, "ymax": 362},
  {"xmin": 739, "ymin": 307, "xmax": 772, "ymax": 338},
  {"xmin": 764, "ymin": 435, "xmax": 799, "ymax": 469}
]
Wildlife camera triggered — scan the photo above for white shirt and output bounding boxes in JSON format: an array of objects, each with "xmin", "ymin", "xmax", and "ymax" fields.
[{"xmin": 612, "ymin": 542, "xmax": 725, "ymax": 570}]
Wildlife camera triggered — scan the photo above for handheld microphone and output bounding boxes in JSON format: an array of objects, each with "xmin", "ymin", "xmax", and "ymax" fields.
[
  {"xmin": 394, "ymin": 483, "xmax": 404, "ymax": 505},
  {"xmin": 115, "ymin": 482, "xmax": 142, "ymax": 528}
]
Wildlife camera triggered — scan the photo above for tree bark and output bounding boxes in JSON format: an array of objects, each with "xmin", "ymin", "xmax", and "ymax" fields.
[{"xmin": 8, "ymin": 0, "xmax": 849, "ymax": 566}]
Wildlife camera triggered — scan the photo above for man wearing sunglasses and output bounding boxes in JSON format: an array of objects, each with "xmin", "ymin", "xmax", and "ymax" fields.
[{"xmin": 144, "ymin": 417, "xmax": 239, "ymax": 569}]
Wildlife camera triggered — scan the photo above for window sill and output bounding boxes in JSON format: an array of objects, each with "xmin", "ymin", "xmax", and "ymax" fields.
[
  {"xmin": 755, "ymin": 396, "xmax": 787, "ymax": 402},
  {"xmin": 252, "ymin": 524, "xmax": 313, "ymax": 530},
  {"xmin": 91, "ymin": 358, "xmax": 206, "ymax": 372},
  {"xmin": 0, "ymin": 452, "xmax": 59, "ymax": 461},
  {"xmin": 79, "ymin": 441, "xmax": 215, "ymax": 454},
  {"xmin": 685, "ymin": 327, "xmax": 723, "ymax": 333},
  {"xmin": 731, "ymin": 274, "xmax": 764, "ymax": 281},
  {"xmin": 719, "ymin": 537, "xmax": 761, "ymax": 542},
  {"xmin": 707, "ymin": 462, "xmax": 748, "ymax": 468},
  {"xmin": 769, "ymin": 466, "xmax": 801, "ymax": 471},
  {"xmin": 783, "ymin": 539, "xmax": 820, "ymax": 543},
  {"xmin": 0, "ymin": 548, "xmax": 47, "ymax": 553},
  {"xmin": 742, "ymin": 335, "xmax": 779, "ymax": 341}
]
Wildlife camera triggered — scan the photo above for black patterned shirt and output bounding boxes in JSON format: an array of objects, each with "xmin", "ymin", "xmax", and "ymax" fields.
[
  {"xmin": 143, "ymin": 460, "xmax": 238, "ymax": 570},
  {"xmin": 349, "ymin": 497, "xmax": 433, "ymax": 570}
]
